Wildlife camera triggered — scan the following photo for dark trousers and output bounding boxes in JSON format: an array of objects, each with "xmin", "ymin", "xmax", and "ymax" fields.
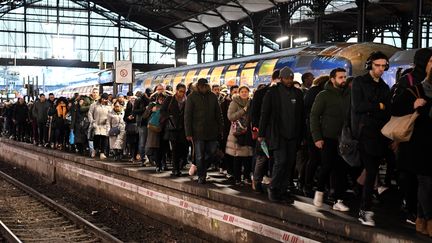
[
  {"xmin": 93, "ymin": 135, "xmax": 107, "ymax": 154},
  {"xmin": 305, "ymin": 142, "xmax": 320, "ymax": 189},
  {"xmin": 233, "ymin": 156, "xmax": 252, "ymax": 182},
  {"xmin": 271, "ymin": 138, "xmax": 297, "ymax": 191},
  {"xmin": 417, "ymin": 175, "xmax": 432, "ymax": 220},
  {"xmin": 194, "ymin": 140, "xmax": 218, "ymax": 179},
  {"xmin": 360, "ymin": 151, "xmax": 380, "ymax": 210},
  {"xmin": 317, "ymin": 138, "xmax": 347, "ymax": 199},
  {"xmin": 399, "ymin": 170, "xmax": 418, "ymax": 216},
  {"xmin": 37, "ymin": 122, "xmax": 47, "ymax": 144},
  {"xmin": 15, "ymin": 122, "xmax": 26, "ymax": 141},
  {"xmin": 171, "ymin": 136, "xmax": 189, "ymax": 173}
]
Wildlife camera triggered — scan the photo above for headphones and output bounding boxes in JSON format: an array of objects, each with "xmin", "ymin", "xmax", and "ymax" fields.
[{"xmin": 365, "ymin": 51, "xmax": 389, "ymax": 71}]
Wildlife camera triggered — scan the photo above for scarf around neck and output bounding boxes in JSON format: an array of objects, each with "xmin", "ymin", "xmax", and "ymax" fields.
[{"xmin": 56, "ymin": 104, "xmax": 67, "ymax": 118}]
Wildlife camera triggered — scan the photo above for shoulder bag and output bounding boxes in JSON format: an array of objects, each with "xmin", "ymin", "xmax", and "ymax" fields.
[{"xmin": 381, "ymin": 86, "xmax": 420, "ymax": 142}]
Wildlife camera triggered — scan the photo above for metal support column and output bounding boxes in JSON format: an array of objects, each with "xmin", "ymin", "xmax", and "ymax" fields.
[
  {"xmin": 211, "ymin": 28, "xmax": 221, "ymax": 61},
  {"xmin": 24, "ymin": 0, "xmax": 27, "ymax": 56},
  {"xmin": 356, "ymin": 0, "xmax": 367, "ymax": 42},
  {"xmin": 87, "ymin": 0, "xmax": 91, "ymax": 62},
  {"xmin": 195, "ymin": 34, "xmax": 204, "ymax": 64},
  {"xmin": 175, "ymin": 38, "xmax": 189, "ymax": 67},
  {"xmin": 229, "ymin": 22, "xmax": 240, "ymax": 58},
  {"xmin": 413, "ymin": 0, "xmax": 423, "ymax": 48},
  {"xmin": 117, "ymin": 16, "xmax": 121, "ymax": 60},
  {"xmin": 278, "ymin": 3, "xmax": 290, "ymax": 49}
]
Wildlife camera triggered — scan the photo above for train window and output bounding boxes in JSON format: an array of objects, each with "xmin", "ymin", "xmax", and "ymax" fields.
[
  {"xmin": 144, "ymin": 76, "xmax": 153, "ymax": 88},
  {"xmin": 197, "ymin": 68, "xmax": 210, "ymax": 80},
  {"xmin": 258, "ymin": 59, "xmax": 278, "ymax": 76},
  {"xmin": 173, "ymin": 72, "xmax": 185, "ymax": 86},
  {"xmin": 163, "ymin": 74, "xmax": 173, "ymax": 86},
  {"xmin": 154, "ymin": 75, "xmax": 164, "ymax": 84},
  {"xmin": 210, "ymin": 66, "xmax": 224, "ymax": 85},
  {"xmin": 185, "ymin": 70, "xmax": 197, "ymax": 85},
  {"xmin": 228, "ymin": 64, "xmax": 240, "ymax": 70},
  {"xmin": 244, "ymin": 62, "xmax": 258, "ymax": 69},
  {"xmin": 240, "ymin": 68, "xmax": 255, "ymax": 87},
  {"xmin": 224, "ymin": 70, "xmax": 238, "ymax": 86}
]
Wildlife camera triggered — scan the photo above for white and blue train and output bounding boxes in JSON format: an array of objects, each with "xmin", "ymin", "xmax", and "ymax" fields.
[{"xmin": 55, "ymin": 42, "xmax": 417, "ymax": 97}]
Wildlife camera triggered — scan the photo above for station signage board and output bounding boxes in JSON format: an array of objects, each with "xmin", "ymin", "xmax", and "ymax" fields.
[{"xmin": 115, "ymin": 60, "xmax": 132, "ymax": 84}]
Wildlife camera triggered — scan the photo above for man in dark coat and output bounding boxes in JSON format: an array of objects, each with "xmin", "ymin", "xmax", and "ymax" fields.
[
  {"xmin": 250, "ymin": 69, "xmax": 279, "ymax": 193},
  {"xmin": 32, "ymin": 94, "xmax": 50, "ymax": 145},
  {"xmin": 185, "ymin": 78, "xmax": 223, "ymax": 184},
  {"xmin": 258, "ymin": 67, "xmax": 305, "ymax": 203},
  {"xmin": 133, "ymin": 91, "xmax": 150, "ymax": 164},
  {"xmin": 351, "ymin": 51, "xmax": 391, "ymax": 227}
]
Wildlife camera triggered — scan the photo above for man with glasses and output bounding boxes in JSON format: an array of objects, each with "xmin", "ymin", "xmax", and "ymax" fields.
[{"xmin": 351, "ymin": 51, "xmax": 391, "ymax": 226}]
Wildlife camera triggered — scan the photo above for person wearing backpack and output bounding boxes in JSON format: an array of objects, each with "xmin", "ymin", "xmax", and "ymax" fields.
[{"xmin": 391, "ymin": 48, "xmax": 432, "ymax": 225}]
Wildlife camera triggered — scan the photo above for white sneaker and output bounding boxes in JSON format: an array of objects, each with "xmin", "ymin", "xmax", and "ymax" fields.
[
  {"xmin": 313, "ymin": 191, "xmax": 324, "ymax": 207},
  {"xmin": 359, "ymin": 210, "xmax": 375, "ymax": 227},
  {"xmin": 91, "ymin": 150, "xmax": 96, "ymax": 158},
  {"xmin": 333, "ymin": 200, "xmax": 350, "ymax": 212},
  {"xmin": 100, "ymin": 153, "xmax": 107, "ymax": 160}
]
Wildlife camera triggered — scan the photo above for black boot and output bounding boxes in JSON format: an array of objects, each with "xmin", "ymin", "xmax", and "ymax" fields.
[{"xmin": 267, "ymin": 187, "xmax": 283, "ymax": 203}]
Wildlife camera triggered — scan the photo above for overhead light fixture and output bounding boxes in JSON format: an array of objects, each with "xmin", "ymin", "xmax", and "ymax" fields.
[
  {"xmin": 276, "ymin": 36, "xmax": 289, "ymax": 43},
  {"xmin": 293, "ymin": 37, "xmax": 308, "ymax": 43},
  {"xmin": 177, "ymin": 58, "xmax": 188, "ymax": 63}
]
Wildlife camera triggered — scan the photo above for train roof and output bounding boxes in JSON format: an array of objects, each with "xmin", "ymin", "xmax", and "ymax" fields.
[{"xmin": 142, "ymin": 42, "xmax": 400, "ymax": 77}]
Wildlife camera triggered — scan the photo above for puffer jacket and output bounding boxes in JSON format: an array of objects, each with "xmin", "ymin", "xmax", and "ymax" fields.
[
  {"xmin": 88, "ymin": 102, "xmax": 111, "ymax": 136},
  {"xmin": 310, "ymin": 81, "xmax": 350, "ymax": 142},
  {"xmin": 184, "ymin": 89, "xmax": 223, "ymax": 141},
  {"xmin": 108, "ymin": 110, "xmax": 126, "ymax": 150},
  {"xmin": 225, "ymin": 95, "xmax": 253, "ymax": 157}
]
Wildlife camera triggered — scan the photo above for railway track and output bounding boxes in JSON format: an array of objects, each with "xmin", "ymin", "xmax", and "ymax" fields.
[{"xmin": 0, "ymin": 170, "xmax": 122, "ymax": 243}]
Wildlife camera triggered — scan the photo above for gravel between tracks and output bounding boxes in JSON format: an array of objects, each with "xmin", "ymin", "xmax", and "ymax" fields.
[{"xmin": 0, "ymin": 161, "xmax": 208, "ymax": 243}]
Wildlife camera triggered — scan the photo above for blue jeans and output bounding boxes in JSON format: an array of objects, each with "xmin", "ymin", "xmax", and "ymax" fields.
[{"xmin": 194, "ymin": 140, "xmax": 218, "ymax": 179}]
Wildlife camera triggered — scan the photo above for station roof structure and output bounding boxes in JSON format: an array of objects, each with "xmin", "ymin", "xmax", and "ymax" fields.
[{"xmin": 77, "ymin": 0, "xmax": 432, "ymax": 43}]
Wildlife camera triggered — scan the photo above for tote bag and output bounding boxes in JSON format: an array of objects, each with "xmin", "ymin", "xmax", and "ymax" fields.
[{"xmin": 381, "ymin": 86, "xmax": 420, "ymax": 142}]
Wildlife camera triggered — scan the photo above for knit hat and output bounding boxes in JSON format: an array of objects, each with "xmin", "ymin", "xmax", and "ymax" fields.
[
  {"xmin": 197, "ymin": 78, "xmax": 209, "ymax": 86},
  {"xmin": 279, "ymin": 67, "xmax": 294, "ymax": 79}
]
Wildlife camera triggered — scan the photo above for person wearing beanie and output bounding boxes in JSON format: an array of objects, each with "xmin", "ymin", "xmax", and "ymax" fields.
[
  {"xmin": 249, "ymin": 69, "xmax": 280, "ymax": 193},
  {"xmin": 391, "ymin": 48, "xmax": 432, "ymax": 229},
  {"xmin": 258, "ymin": 66, "xmax": 304, "ymax": 203}
]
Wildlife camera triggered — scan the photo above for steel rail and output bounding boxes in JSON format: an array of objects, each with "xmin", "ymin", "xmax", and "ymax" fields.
[{"xmin": 0, "ymin": 170, "xmax": 123, "ymax": 243}]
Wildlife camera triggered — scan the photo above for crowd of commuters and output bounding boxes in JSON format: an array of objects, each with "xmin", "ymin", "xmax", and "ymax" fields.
[{"xmin": 0, "ymin": 49, "xmax": 431, "ymax": 236}]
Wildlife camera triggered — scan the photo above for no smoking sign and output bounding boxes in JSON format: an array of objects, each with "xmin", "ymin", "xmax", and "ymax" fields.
[
  {"xmin": 120, "ymin": 69, "xmax": 128, "ymax": 77},
  {"xmin": 115, "ymin": 60, "xmax": 132, "ymax": 83}
]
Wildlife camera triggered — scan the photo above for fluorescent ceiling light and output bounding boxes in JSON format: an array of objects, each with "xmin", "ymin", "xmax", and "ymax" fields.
[
  {"xmin": 275, "ymin": 36, "xmax": 289, "ymax": 43},
  {"xmin": 293, "ymin": 37, "xmax": 308, "ymax": 43},
  {"xmin": 177, "ymin": 58, "xmax": 188, "ymax": 63}
]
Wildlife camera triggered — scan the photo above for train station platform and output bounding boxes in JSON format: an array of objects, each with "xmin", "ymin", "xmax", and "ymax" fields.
[{"xmin": 0, "ymin": 138, "xmax": 428, "ymax": 243}]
